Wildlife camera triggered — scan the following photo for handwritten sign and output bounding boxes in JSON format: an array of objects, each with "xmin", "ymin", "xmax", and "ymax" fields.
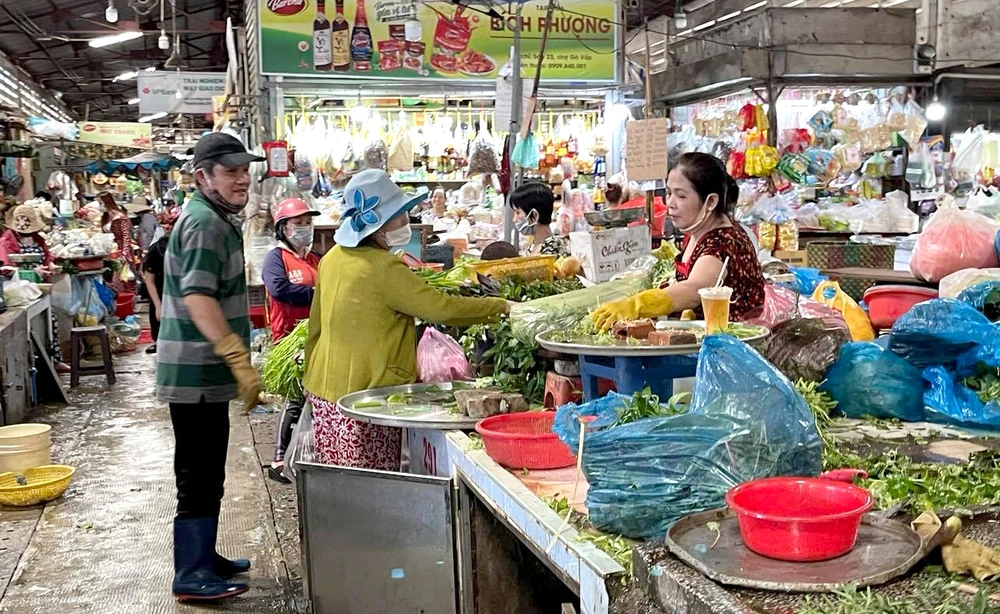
[
  {"xmin": 626, "ymin": 118, "xmax": 669, "ymax": 181},
  {"xmin": 406, "ymin": 428, "xmax": 451, "ymax": 477},
  {"xmin": 570, "ymin": 226, "xmax": 652, "ymax": 283}
]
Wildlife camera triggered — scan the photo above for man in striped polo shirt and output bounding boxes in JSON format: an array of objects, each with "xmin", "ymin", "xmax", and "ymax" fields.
[{"xmin": 156, "ymin": 133, "xmax": 264, "ymax": 603}]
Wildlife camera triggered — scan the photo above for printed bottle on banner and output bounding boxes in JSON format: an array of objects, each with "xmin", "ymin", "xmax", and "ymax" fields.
[
  {"xmin": 332, "ymin": 0, "xmax": 350, "ymax": 71},
  {"xmin": 313, "ymin": 0, "xmax": 333, "ymax": 71},
  {"xmin": 351, "ymin": 0, "xmax": 373, "ymax": 71}
]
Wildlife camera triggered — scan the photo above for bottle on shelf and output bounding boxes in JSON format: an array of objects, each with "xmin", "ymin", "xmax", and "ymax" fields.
[
  {"xmin": 351, "ymin": 0, "xmax": 373, "ymax": 71},
  {"xmin": 313, "ymin": 0, "xmax": 333, "ymax": 71},
  {"xmin": 332, "ymin": 0, "xmax": 350, "ymax": 72}
]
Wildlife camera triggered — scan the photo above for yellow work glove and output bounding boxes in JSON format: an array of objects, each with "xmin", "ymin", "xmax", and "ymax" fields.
[
  {"xmin": 213, "ymin": 332, "xmax": 262, "ymax": 411},
  {"xmin": 943, "ymin": 535, "xmax": 1000, "ymax": 582},
  {"xmin": 680, "ymin": 309, "xmax": 697, "ymax": 321},
  {"xmin": 591, "ymin": 289, "xmax": 674, "ymax": 331}
]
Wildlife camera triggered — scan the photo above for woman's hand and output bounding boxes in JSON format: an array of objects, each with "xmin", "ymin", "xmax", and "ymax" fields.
[
  {"xmin": 503, "ymin": 300, "xmax": 516, "ymax": 315},
  {"xmin": 591, "ymin": 289, "xmax": 675, "ymax": 331}
]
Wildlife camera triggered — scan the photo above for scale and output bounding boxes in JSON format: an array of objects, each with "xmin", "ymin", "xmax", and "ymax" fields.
[{"xmin": 7, "ymin": 253, "xmax": 43, "ymax": 283}]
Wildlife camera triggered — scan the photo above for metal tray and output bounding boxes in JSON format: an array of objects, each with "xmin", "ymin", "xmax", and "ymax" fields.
[
  {"xmin": 337, "ymin": 381, "xmax": 481, "ymax": 430},
  {"xmin": 536, "ymin": 321, "xmax": 768, "ymax": 358},
  {"xmin": 665, "ymin": 507, "xmax": 934, "ymax": 593},
  {"xmin": 584, "ymin": 208, "xmax": 645, "ymax": 227}
]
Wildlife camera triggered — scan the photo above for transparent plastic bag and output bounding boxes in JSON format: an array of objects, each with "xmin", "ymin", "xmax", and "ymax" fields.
[
  {"xmin": 745, "ymin": 285, "xmax": 848, "ymax": 331},
  {"xmin": 823, "ymin": 342, "xmax": 925, "ymax": 421},
  {"xmin": 923, "ymin": 366, "xmax": 1000, "ymax": 430},
  {"xmin": 417, "ymin": 327, "xmax": 473, "ymax": 383},
  {"xmin": 283, "ymin": 403, "xmax": 315, "ymax": 482},
  {"xmin": 2, "ymin": 280, "xmax": 41, "ymax": 307},
  {"xmin": 765, "ymin": 317, "xmax": 851, "ymax": 383},
  {"xmin": 940, "ymin": 268, "xmax": 1000, "ymax": 299},
  {"xmin": 468, "ymin": 127, "xmax": 500, "ymax": 175},
  {"xmin": 553, "ymin": 336, "xmax": 821, "ymax": 539},
  {"xmin": 888, "ymin": 298, "xmax": 1000, "ymax": 373},
  {"xmin": 910, "ymin": 204, "xmax": 1000, "ymax": 282}
]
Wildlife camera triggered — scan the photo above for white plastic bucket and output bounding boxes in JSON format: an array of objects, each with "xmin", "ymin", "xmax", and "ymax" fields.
[{"xmin": 0, "ymin": 424, "xmax": 52, "ymax": 474}]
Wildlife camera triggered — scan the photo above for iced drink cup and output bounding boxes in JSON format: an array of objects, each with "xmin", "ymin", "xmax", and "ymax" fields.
[{"xmin": 698, "ymin": 286, "xmax": 733, "ymax": 334}]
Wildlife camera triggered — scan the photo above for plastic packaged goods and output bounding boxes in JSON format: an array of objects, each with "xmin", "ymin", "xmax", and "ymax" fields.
[
  {"xmin": 923, "ymin": 367, "xmax": 1000, "ymax": 430},
  {"xmin": 910, "ymin": 202, "xmax": 1000, "ymax": 282},
  {"xmin": 553, "ymin": 336, "xmax": 821, "ymax": 539},
  {"xmin": 811, "ymin": 281, "xmax": 875, "ymax": 342},
  {"xmin": 417, "ymin": 327, "xmax": 473, "ymax": 383},
  {"xmin": 823, "ymin": 342, "xmax": 925, "ymax": 422}
]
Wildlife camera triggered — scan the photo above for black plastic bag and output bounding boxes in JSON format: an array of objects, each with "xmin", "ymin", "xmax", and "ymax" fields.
[{"xmin": 766, "ymin": 318, "xmax": 850, "ymax": 382}]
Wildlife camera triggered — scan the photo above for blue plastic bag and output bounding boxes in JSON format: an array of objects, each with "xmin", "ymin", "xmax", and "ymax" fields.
[
  {"xmin": 955, "ymin": 280, "xmax": 1000, "ymax": 313},
  {"xmin": 786, "ymin": 267, "xmax": 827, "ymax": 296},
  {"xmin": 888, "ymin": 299, "xmax": 1000, "ymax": 375},
  {"xmin": 924, "ymin": 366, "xmax": 1000, "ymax": 429},
  {"xmin": 553, "ymin": 336, "xmax": 821, "ymax": 539},
  {"xmin": 823, "ymin": 342, "xmax": 925, "ymax": 421}
]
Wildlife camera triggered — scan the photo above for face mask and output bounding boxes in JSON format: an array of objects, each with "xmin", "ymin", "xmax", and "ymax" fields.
[
  {"xmin": 677, "ymin": 197, "xmax": 717, "ymax": 234},
  {"xmin": 286, "ymin": 225, "xmax": 314, "ymax": 250},
  {"xmin": 384, "ymin": 223, "xmax": 413, "ymax": 247},
  {"xmin": 515, "ymin": 209, "xmax": 539, "ymax": 236},
  {"xmin": 198, "ymin": 170, "xmax": 245, "ymax": 215}
]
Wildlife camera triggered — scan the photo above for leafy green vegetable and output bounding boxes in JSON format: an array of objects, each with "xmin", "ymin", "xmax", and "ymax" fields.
[
  {"xmin": 963, "ymin": 364, "xmax": 1000, "ymax": 404},
  {"xmin": 543, "ymin": 495, "xmax": 571, "ymax": 515},
  {"xmin": 574, "ymin": 532, "xmax": 634, "ymax": 579},
  {"xmin": 614, "ymin": 387, "xmax": 689, "ymax": 427},
  {"xmin": 261, "ymin": 320, "xmax": 309, "ymax": 399},
  {"xmin": 386, "ymin": 393, "xmax": 411, "ymax": 405},
  {"xmin": 800, "ymin": 578, "xmax": 995, "ymax": 614},
  {"xmin": 795, "ymin": 379, "xmax": 838, "ymax": 449},
  {"xmin": 465, "ymin": 433, "xmax": 485, "ymax": 451}
]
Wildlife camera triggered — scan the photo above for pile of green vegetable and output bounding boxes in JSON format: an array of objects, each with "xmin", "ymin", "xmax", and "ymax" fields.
[
  {"xmin": 800, "ymin": 578, "xmax": 996, "ymax": 614},
  {"xmin": 962, "ymin": 365, "xmax": 1000, "ymax": 404},
  {"xmin": 614, "ymin": 387, "xmax": 689, "ymax": 427},
  {"xmin": 261, "ymin": 320, "xmax": 309, "ymax": 399}
]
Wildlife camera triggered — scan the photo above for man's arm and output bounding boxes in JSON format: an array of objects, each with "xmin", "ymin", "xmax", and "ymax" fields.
[{"xmin": 183, "ymin": 294, "xmax": 233, "ymax": 344}]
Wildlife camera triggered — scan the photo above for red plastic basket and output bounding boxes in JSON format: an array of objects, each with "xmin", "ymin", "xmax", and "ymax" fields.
[
  {"xmin": 863, "ymin": 285, "xmax": 938, "ymax": 330},
  {"xmin": 474, "ymin": 412, "xmax": 577, "ymax": 470}
]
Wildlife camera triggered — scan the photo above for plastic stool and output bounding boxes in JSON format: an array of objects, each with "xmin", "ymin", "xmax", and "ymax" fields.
[
  {"xmin": 578, "ymin": 353, "xmax": 697, "ymax": 401},
  {"xmin": 70, "ymin": 326, "xmax": 116, "ymax": 388}
]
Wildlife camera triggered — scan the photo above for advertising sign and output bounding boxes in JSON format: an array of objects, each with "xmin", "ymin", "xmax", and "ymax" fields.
[
  {"xmin": 76, "ymin": 122, "xmax": 152, "ymax": 149},
  {"xmin": 136, "ymin": 71, "xmax": 226, "ymax": 115},
  {"xmin": 257, "ymin": 0, "xmax": 619, "ymax": 83}
]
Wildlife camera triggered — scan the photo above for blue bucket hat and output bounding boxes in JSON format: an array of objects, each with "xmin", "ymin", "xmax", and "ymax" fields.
[{"xmin": 335, "ymin": 169, "xmax": 428, "ymax": 248}]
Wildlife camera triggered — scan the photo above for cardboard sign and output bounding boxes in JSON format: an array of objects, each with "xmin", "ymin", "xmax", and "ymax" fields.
[
  {"xmin": 570, "ymin": 226, "xmax": 652, "ymax": 283},
  {"xmin": 626, "ymin": 118, "xmax": 669, "ymax": 181}
]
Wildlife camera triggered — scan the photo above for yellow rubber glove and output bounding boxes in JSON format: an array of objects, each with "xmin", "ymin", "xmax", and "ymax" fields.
[
  {"xmin": 213, "ymin": 332, "xmax": 262, "ymax": 411},
  {"xmin": 680, "ymin": 309, "xmax": 697, "ymax": 321},
  {"xmin": 591, "ymin": 289, "xmax": 674, "ymax": 331},
  {"xmin": 943, "ymin": 535, "xmax": 1000, "ymax": 582}
]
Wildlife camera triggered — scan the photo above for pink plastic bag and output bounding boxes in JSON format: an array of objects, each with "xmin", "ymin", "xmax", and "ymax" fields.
[
  {"xmin": 745, "ymin": 284, "xmax": 849, "ymax": 333},
  {"xmin": 910, "ymin": 205, "xmax": 1000, "ymax": 282},
  {"xmin": 417, "ymin": 328, "xmax": 473, "ymax": 384}
]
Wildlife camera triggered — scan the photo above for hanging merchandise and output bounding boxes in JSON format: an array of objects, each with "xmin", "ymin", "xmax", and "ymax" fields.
[
  {"xmin": 262, "ymin": 140, "xmax": 290, "ymax": 177},
  {"xmin": 512, "ymin": 133, "xmax": 540, "ymax": 169},
  {"xmin": 468, "ymin": 117, "xmax": 499, "ymax": 175},
  {"xmin": 387, "ymin": 116, "xmax": 414, "ymax": 173},
  {"xmin": 363, "ymin": 139, "xmax": 388, "ymax": 171}
]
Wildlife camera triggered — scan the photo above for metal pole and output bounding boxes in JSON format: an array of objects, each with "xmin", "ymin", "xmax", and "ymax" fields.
[
  {"xmin": 642, "ymin": 13, "xmax": 654, "ymax": 226},
  {"xmin": 503, "ymin": 3, "xmax": 524, "ymax": 246}
]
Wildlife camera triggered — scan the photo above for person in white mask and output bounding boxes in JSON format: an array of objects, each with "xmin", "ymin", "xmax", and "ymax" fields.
[
  {"xmin": 302, "ymin": 170, "xmax": 513, "ymax": 470},
  {"xmin": 261, "ymin": 197, "xmax": 320, "ymax": 483}
]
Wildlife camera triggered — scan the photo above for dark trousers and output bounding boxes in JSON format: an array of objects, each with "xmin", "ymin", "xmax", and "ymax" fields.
[
  {"xmin": 274, "ymin": 397, "xmax": 303, "ymax": 463},
  {"xmin": 170, "ymin": 399, "xmax": 229, "ymax": 519},
  {"xmin": 150, "ymin": 308, "xmax": 160, "ymax": 342}
]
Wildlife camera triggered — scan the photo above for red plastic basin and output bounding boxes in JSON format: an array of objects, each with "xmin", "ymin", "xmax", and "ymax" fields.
[
  {"xmin": 475, "ymin": 412, "xmax": 577, "ymax": 470},
  {"xmin": 863, "ymin": 285, "xmax": 938, "ymax": 330},
  {"xmin": 726, "ymin": 477, "xmax": 874, "ymax": 562}
]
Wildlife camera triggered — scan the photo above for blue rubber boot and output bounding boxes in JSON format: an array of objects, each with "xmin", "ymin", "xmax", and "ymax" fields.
[
  {"xmin": 213, "ymin": 553, "xmax": 251, "ymax": 578},
  {"xmin": 172, "ymin": 518, "xmax": 248, "ymax": 602}
]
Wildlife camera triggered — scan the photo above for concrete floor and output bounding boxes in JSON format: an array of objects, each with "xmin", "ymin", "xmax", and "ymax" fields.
[{"xmin": 0, "ymin": 347, "xmax": 305, "ymax": 613}]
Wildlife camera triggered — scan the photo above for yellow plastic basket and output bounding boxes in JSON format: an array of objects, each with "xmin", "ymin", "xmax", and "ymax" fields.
[
  {"xmin": 468, "ymin": 255, "xmax": 556, "ymax": 283},
  {"xmin": 0, "ymin": 465, "xmax": 75, "ymax": 506}
]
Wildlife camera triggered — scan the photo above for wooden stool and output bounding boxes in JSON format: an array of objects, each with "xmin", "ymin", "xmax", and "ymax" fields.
[{"xmin": 70, "ymin": 326, "xmax": 116, "ymax": 388}]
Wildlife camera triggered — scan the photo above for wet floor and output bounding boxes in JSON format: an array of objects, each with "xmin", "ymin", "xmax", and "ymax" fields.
[{"xmin": 0, "ymin": 348, "xmax": 304, "ymax": 613}]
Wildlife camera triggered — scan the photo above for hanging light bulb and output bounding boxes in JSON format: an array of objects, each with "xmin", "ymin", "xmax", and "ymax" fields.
[
  {"xmin": 158, "ymin": 29, "xmax": 170, "ymax": 50},
  {"xmin": 105, "ymin": 0, "xmax": 119, "ymax": 23},
  {"xmin": 175, "ymin": 89, "xmax": 184, "ymax": 100},
  {"xmin": 674, "ymin": 10, "xmax": 688, "ymax": 30},
  {"xmin": 926, "ymin": 95, "xmax": 947, "ymax": 122}
]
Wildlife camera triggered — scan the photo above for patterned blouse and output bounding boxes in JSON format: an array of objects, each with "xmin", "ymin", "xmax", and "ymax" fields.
[{"xmin": 674, "ymin": 224, "xmax": 765, "ymax": 321}]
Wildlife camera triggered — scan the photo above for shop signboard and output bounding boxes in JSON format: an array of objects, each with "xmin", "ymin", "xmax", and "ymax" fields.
[
  {"xmin": 76, "ymin": 122, "xmax": 152, "ymax": 149},
  {"xmin": 136, "ymin": 71, "xmax": 227, "ymax": 115},
  {"xmin": 257, "ymin": 0, "xmax": 619, "ymax": 83}
]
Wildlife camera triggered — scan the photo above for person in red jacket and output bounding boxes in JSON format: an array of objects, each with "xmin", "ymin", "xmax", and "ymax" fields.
[{"xmin": 262, "ymin": 197, "xmax": 320, "ymax": 482}]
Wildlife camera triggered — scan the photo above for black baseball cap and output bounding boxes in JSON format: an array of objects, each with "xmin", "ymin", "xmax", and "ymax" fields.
[{"xmin": 192, "ymin": 132, "xmax": 265, "ymax": 169}]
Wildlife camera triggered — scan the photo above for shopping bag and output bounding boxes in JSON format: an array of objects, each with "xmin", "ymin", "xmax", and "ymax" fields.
[
  {"xmin": 811, "ymin": 281, "xmax": 875, "ymax": 341},
  {"xmin": 417, "ymin": 327, "xmax": 473, "ymax": 384},
  {"xmin": 823, "ymin": 342, "xmax": 925, "ymax": 422},
  {"xmin": 282, "ymin": 403, "xmax": 315, "ymax": 482}
]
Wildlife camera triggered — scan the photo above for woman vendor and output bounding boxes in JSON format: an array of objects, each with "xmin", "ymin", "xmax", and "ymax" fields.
[
  {"xmin": 97, "ymin": 191, "xmax": 141, "ymax": 296},
  {"xmin": 509, "ymin": 181, "xmax": 569, "ymax": 257},
  {"xmin": 262, "ymin": 197, "xmax": 320, "ymax": 482},
  {"xmin": 303, "ymin": 170, "xmax": 512, "ymax": 469},
  {"xmin": 592, "ymin": 152, "xmax": 765, "ymax": 329}
]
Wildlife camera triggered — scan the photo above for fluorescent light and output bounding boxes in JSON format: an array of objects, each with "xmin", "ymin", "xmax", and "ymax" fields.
[
  {"xmin": 113, "ymin": 71, "xmax": 138, "ymax": 82},
  {"xmin": 139, "ymin": 111, "xmax": 167, "ymax": 122},
  {"xmin": 718, "ymin": 10, "xmax": 742, "ymax": 21},
  {"xmin": 88, "ymin": 31, "xmax": 143, "ymax": 49},
  {"xmin": 677, "ymin": 28, "xmax": 694, "ymax": 36},
  {"xmin": 692, "ymin": 19, "xmax": 717, "ymax": 31},
  {"xmin": 743, "ymin": 1, "xmax": 768, "ymax": 11},
  {"xmin": 127, "ymin": 97, "xmax": 141, "ymax": 105},
  {"xmin": 784, "ymin": 0, "xmax": 804, "ymax": 5}
]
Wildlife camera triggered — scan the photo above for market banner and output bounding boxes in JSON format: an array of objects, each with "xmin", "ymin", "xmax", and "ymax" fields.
[
  {"xmin": 257, "ymin": 0, "xmax": 619, "ymax": 83},
  {"xmin": 136, "ymin": 71, "xmax": 227, "ymax": 115},
  {"xmin": 76, "ymin": 122, "xmax": 152, "ymax": 149}
]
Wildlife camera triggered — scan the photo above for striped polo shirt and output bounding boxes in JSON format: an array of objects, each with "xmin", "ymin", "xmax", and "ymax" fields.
[{"xmin": 155, "ymin": 192, "xmax": 250, "ymax": 404}]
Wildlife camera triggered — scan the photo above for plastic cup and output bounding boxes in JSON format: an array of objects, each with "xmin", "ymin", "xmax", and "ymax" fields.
[{"xmin": 699, "ymin": 286, "xmax": 733, "ymax": 334}]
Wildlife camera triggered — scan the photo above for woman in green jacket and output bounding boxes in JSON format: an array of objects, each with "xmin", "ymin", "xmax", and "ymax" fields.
[{"xmin": 303, "ymin": 170, "xmax": 510, "ymax": 469}]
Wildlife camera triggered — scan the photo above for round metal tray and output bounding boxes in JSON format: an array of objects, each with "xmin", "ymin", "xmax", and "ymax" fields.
[
  {"xmin": 536, "ymin": 321, "xmax": 768, "ymax": 358},
  {"xmin": 665, "ymin": 507, "xmax": 930, "ymax": 593},
  {"xmin": 337, "ymin": 381, "xmax": 480, "ymax": 430}
]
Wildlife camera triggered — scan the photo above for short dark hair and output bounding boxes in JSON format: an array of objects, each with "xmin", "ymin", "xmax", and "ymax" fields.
[
  {"xmin": 674, "ymin": 152, "xmax": 739, "ymax": 217},
  {"xmin": 510, "ymin": 182, "xmax": 555, "ymax": 225}
]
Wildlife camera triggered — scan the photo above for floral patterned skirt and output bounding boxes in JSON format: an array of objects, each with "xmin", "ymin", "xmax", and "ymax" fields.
[{"xmin": 307, "ymin": 393, "xmax": 402, "ymax": 471}]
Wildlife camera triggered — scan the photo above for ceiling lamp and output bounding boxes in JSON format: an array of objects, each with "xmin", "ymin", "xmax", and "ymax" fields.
[
  {"xmin": 106, "ymin": 0, "xmax": 119, "ymax": 23},
  {"xmin": 674, "ymin": 10, "xmax": 688, "ymax": 30},
  {"xmin": 88, "ymin": 31, "xmax": 143, "ymax": 48},
  {"xmin": 139, "ymin": 111, "xmax": 167, "ymax": 123},
  {"xmin": 158, "ymin": 29, "xmax": 170, "ymax": 50},
  {"xmin": 128, "ymin": 98, "xmax": 141, "ymax": 105},
  {"xmin": 926, "ymin": 95, "xmax": 947, "ymax": 122}
]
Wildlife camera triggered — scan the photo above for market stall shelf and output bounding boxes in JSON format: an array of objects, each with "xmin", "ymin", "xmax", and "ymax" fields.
[{"xmin": 821, "ymin": 267, "xmax": 936, "ymax": 288}]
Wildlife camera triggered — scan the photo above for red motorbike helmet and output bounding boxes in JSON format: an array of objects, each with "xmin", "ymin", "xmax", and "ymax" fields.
[{"xmin": 273, "ymin": 197, "xmax": 319, "ymax": 225}]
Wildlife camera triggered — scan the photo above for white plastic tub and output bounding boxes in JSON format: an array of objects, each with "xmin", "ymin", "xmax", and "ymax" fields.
[{"xmin": 0, "ymin": 424, "xmax": 52, "ymax": 473}]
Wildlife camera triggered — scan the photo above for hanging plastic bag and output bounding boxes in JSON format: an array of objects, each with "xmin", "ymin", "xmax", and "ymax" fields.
[
  {"xmin": 899, "ymin": 99, "xmax": 928, "ymax": 150},
  {"xmin": 823, "ymin": 342, "xmax": 925, "ymax": 421},
  {"xmin": 363, "ymin": 139, "xmax": 389, "ymax": 171},
  {"xmin": 811, "ymin": 281, "xmax": 875, "ymax": 341},
  {"xmin": 765, "ymin": 317, "xmax": 851, "ymax": 383},
  {"xmin": 282, "ymin": 404, "xmax": 315, "ymax": 481},
  {"xmin": 910, "ymin": 201, "xmax": 1000, "ymax": 282},
  {"xmin": 888, "ymin": 298, "xmax": 1000, "ymax": 373},
  {"xmin": 468, "ymin": 124, "xmax": 500, "ymax": 175},
  {"xmin": 387, "ymin": 127, "xmax": 414, "ymax": 173},
  {"xmin": 511, "ymin": 132, "xmax": 540, "ymax": 169},
  {"xmin": 417, "ymin": 327, "xmax": 473, "ymax": 383},
  {"xmin": 553, "ymin": 336, "xmax": 821, "ymax": 539}
]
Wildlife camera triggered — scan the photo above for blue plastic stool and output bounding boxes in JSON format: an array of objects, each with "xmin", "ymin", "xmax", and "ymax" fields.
[{"xmin": 578, "ymin": 353, "xmax": 698, "ymax": 401}]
